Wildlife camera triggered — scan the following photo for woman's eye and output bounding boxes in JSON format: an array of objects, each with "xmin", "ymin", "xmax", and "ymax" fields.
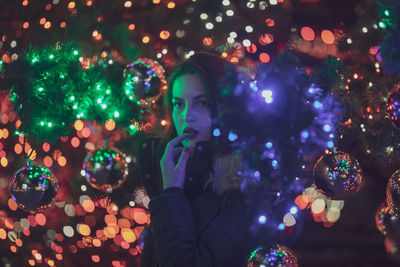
[
  {"xmin": 172, "ymin": 102, "xmax": 184, "ymax": 108},
  {"xmin": 197, "ymin": 99, "xmax": 208, "ymax": 107}
]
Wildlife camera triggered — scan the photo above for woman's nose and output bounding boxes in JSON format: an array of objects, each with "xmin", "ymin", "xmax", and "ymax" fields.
[{"xmin": 184, "ymin": 105, "xmax": 196, "ymax": 123}]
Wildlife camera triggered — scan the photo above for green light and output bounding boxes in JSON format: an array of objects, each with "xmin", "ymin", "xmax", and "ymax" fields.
[
  {"xmin": 79, "ymin": 57, "xmax": 83, "ymax": 62},
  {"xmin": 38, "ymin": 87, "xmax": 44, "ymax": 92},
  {"xmin": 114, "ymin": 111, "xmax": 120, "ymax": 118},
  {"xmin": 96, "ymin": 84, "xmax": 101, "ymax": 90},
  {"xmin": 106, "ymin": 89, "xmax": 111, "ymax": 94},
  {"xmin": 40, "ymin": 121, "xmax": 45, "ymax": 126},
  {"xmin": 60, "ymin": 74, "xmax": 65, "ymax": 79},
  {"xmin": 125, "ymin": 89, "xmax": 130, "ymax": 95},
  {"xmin": 101, "ymin": 104, "xmax": 107, "ymax": 109},
  {"xmin": 384, "ymin": 10, "xmax": 389, "ymax": 17},
  {"xmin": 70, "ymin": 96, "xmax": 75, "ymax": 101},
  {"xmin": 48, "ymin": 122, "xmax": 52, "ymax": 127},
  {"xmin": 97, "ymin": 98, "xmax": 102, "ymax": 104},
  {"xmin": 31, "ymin": 57, "xmax": 38, "ymax": 63},
  {"xmin": 379, "ymin": 21, "xmax": 387, "ymax": 29},
  {"xmin": 0, "ymin": 60, "xmax": 3, "ymax": 65},
  {"xmin": 73, "ymin": 50, "xmax": 79, "ymax": 55},
  {"xmin": 73, "ymin": 104, "xmax": 78, "ymax": 109},
  {"xmin": 49, "ymin": 55, "xmax": 54, "ymax": 59},
  {"xmin": 129, "ymin": 125, "xmax": 136, "ymax": 130}
]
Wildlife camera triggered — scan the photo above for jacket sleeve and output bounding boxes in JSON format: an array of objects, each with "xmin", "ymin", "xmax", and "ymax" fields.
[{"xmin": 148, "ymin": 187, "xmax": 251, "ymax": 267}]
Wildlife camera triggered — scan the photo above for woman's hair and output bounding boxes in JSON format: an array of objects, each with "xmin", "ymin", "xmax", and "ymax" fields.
[
  {"xmin": 156, "ymin": 52, "xmax": 242, "ymax": 196},
  {"xmin": 157, "ymin": 52, "xmax": 231, "ymax": 156}
]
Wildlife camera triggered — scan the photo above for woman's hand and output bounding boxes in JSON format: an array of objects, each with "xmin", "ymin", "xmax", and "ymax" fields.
[{"xmin": 160, "ymin": 136, "xmax": 192, "ymax": 190}]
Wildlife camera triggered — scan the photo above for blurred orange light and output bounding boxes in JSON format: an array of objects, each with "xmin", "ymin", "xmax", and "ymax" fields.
[
  {"xmin": 42, "ymin": 142, "xmax": 50, "ymax": 152},
  {"xmin": 68, "ymin": 2, "xmax": 75, "ymax": 9},
  {"xmin": 44, "ymin": 22, "xmax": 51, "ymax": 29},
  {"xmin": 16, "ymin": 238, "xmax": 22, "ymax": 247},
  {"xmin": 92, "ymin": 255, "xmax": 100, "ymax": 263},
  {"xmin": 1, "ymin": 157, "xmax": 8, "ymax": 167},
  {"xmin": 246, "ymin": 44, "xmax": 257, "ymax": 54},
  {"xmin": 71, "ymin": 137, "xmax": 80, "ymax": 148},
  {"xmin": 121, "ymin": 229, "xmax": 136, "ymax": 243},
  {"xmin": 82, "ymin": 199, "xmax": 95, "ymax": 213},
  {"xmin": 92, "ymin": 30, "xmax": 98, "ymax": 37},
  {"xmin": 0, "ymin": 229, "xmax": 6, "ymax": 239},
  {"xmin": 259, "ymin": 52, "xmax": 271, "ymax": 63},
  {"xmin": 40, "ymin": 18, "xmax": 46, "ymax": 25},
  {"xmin": 35, "ymin": 213, "xmax": 46, "ymax": 226},
  {"xmin": 265, "ymin": 18, "xmax": 275, "ymax": 27},
  {"xmin": 202, "ymin": 37, "xmax": 213, "ymax": 46},
  {"xmin": 105, "ymin": 119, "xmax": 116, "ymax": 131},
  {"xmin": 221, "ymin": 52, "xmax": 228, "ymax": 58},
  {"xmin": 78, "ymin": 224, "xmax": 91, "ymax": 236},
  {"xmin": 22, "ymin": 0, "xmax": 29, "ymax": 6},
  {"xmin": 133, "ymin": 210, "xmax": 147, "ymax": 224},
  {"xmin": 45, "ymin": 4, "xmax": 52, "ymax": 10},
  {"xmin": 55, "ymin": 254, "xmax": 63, "ymax": 261},
  {"xmin": 105, "ymin": 214, "xmax": 117, "ymax": 225},
  {"xmin": 160, "ymin": 30, "xmax": 170, "ymax": 40},
  {"xmin": 82, "ymin": 127, "xmax": 91, "ymax": 138},
  {"xmin": 321, "ymin": 30, "xmax": 334, "ymax": 44},
  {"xmin": 60, "ymin": 22, "xmax": 66, "ymax": 28},
  {"xmin": 153, "ymin": 0, "xmax": 160, "ymax": 3},
  {"xmin": 86, "ymin": 0, "xmax": 92, "ymax": 6},
  {"xmin": 28, "ymin": 259, "xmax": 35, "ymax": 266},
  {"xmin": 93, "ymin": 238, "xmax": 101, "ymax": 247},
  {"xmin": 28, "ymin": 149, "xmax": 36, "ymax": 160},
  {"xmin": 2, "ymin": 129, "xmax": 8, "ymax": 139},
  {"xmin": 57, "ymin": 156, "xmax": 67, "ymax": 167},
  {"xmin": 353, "ymin": 73, "xmax": 359, "ymax": 79},
  {"xmin": 10, "ymin": 245, "xmax": 17, "ymax": 253},
  {"xmin": 14, "ymin": 143, "xmax": 22, "ymax": 154},
  {"xmin": 301, "ymin": 26, "xmax": 315, "ymax": 41},
  {"xmin": 23, "ymin": 22, "xmax": 29, "ymax": 29},
  {"xmin": 142, "ymin": 35, "xmax": 150, "ymax": 44},
  {"xmin": 128, "ymin": 24, "xmax": 135, "ymax": 31},
  {"xmin": 167, "ymin": 1, "xmax": 175, "ymax": 8},
  {"xmin": 8, "ymin": 198, "xmax": 18, "ymax": 211},
  {"xmin": 47, "ymin": 260, "xmax": 54, "ymax": 266},
  {"xmin": 161, "ymin": 120, "xmax": 167, "ymax": 126}
]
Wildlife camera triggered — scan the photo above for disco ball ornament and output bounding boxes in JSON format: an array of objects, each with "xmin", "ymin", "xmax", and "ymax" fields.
[
  {"xmin": 10, "ymin": 165, "xmax": 58, "ymax": 212},
  {"xmin": 386, "ymin": 83, "xmax": 400, "ymax": 130},
  {"xmin": 247, "ymin": 245, "xmax": 298, "ymax": 267},
  {"xmin": 83, "ymin": 148, "xmax": 129, "ymax": 193},
  {"xmin": 123, "ymin": 58, "xmax": 167, "ymax": 106},
  {"xmin": 386, "ymin": 169, "xmax": 400, "ymax": 215},
  {"xmin": 375, "ymin": 201, "xmax": 400, "ymax": 239},
  {"xmin": 313, "ymin": 151, "xmax": 362, "ymax": 200}
]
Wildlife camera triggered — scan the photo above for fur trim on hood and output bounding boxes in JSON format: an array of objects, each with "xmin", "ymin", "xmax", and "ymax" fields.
[{"xmin": 206, "ymin": 151, "xmax": 242, "ymax": 196}]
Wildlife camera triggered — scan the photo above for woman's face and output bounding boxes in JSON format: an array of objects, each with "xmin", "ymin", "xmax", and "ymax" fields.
[{"xmin": 171, "ymin": 74, "xmax": 212, "ymax": 148}]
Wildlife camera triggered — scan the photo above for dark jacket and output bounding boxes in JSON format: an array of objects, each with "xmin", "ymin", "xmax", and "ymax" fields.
[{"xmin": 138, "ymin": 138, "xmax": 253, "ymax": 267}]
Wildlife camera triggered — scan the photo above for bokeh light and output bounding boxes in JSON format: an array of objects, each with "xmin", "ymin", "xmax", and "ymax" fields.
[{"xmin": 301, "ymin": 26, "xmax": 315, "ymax": 41}]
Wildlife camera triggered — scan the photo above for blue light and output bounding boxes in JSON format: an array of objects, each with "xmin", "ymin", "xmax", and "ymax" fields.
[
  {"xmin": 258, "ymin": 215, "xmax": 267, "ymax": 224},
  {"xmin": 250, "ymin": 82, "xmax": 258, "ymax": 92},
  {"xmin": 308, "ymin": 87, "xmax": 315, "ymax": 94},
  {"xmin": 313, "ymin": 101, "xmax": 323, "ymax": 109},
  {"xmin": 272, "ymin": 160, "xmax": 278, "ymax": 167},
  {"xmin": 228, "ymin": 132, "xmax": 238, "ymax": 142},
  {"xmin": 290, "ymin": 206, "xmax": 298, "ymax": 215},
  {"xmin": 265, "ymin": 142, "xmax": 273, "ymax": 148},
  {"xmin": 327, "ymin": 141, "xmax": 334, "ymax": 148},
  {"xmin": 213, "ymin": 128, "xmax": 221, "ymax": 137},
  {"xmin": 301, "ymin": 130, "xmax": 309, "ymax": 138},
  {"xmin": 323, "ymin": 124, "xmax": 332, "ymax": 132},
  {"xmin": 329, "ymin": 133, "xmax": 334, "ymax": 138},
  {"xmin": 278, "ymin": 223, "xmax": 285, "ymax": 230},
  {"xmin": 261, "ymin": 90, "xmax": 273, "ymax": 103}
]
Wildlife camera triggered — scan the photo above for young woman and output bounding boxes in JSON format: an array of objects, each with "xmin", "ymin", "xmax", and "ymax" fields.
[{"xmin": 139, "ymin": 52, "xmax": 253, "ymax": 267}]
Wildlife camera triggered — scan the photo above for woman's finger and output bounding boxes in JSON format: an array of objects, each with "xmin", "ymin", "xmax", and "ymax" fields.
[
  {"xmin": 173, "ymin": 147, "xmax": 184, "ymax": 164},
  {"xmin": 175, "ymin": 148, "xmax": 191, "ymax": 171},
  {"xmin": 164, "ymin": 135, "xmax": 187, "ymax": 159}
]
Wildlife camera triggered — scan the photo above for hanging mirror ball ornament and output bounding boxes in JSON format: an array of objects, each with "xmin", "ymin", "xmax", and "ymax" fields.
[
  {"xmin": 313, "ymin": 151, "xmax": 362, "ymax": 200},
  {"xmin": 247, "ymin": 245, "xmax": 298, "ymax": 267},
  {"xmin": 82, "ymin": 148, "xmax": 129, "ymax": 193},
  {"xmin": 10, "ymin": 165, "xmax": 58, "ymax": 212},
  {"xmin": 123, "ymin": 58, "xmax": 167, "ymax": 106},
  {"xmin": 375, "ymin": 201, "xmax": 400, "ymax": 239},
  {"xmin": 386, "ymin": 83, "xmax": 400, "ymax": 130},
  {"xmin": 386, "ymin": 169, "xmax": 400, "ymax": 215}
]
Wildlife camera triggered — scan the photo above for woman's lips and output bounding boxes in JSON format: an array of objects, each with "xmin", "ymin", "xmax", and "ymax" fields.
[{"xmin": 183, "ymin": 127, "xmax": 199, "ymax": 139}]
